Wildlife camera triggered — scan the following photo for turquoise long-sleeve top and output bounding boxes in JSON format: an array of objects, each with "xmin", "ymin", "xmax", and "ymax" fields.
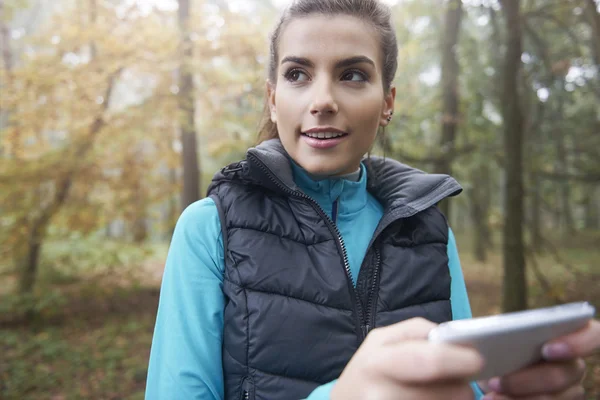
[{"xmin": 145, "ymin": 162, "xmax": 483, "ymax": 399}]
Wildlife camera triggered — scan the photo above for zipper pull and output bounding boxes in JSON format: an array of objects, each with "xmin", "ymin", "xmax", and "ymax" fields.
[
  {"xmin": 362, "ymin": 324, "xmax": 371, "ymax": 338},
  {"xmin": 241, "ymin": 377, "xmax": 251, "ymax": 400},
  {"xmin": 332, "ymin": 199, "xmax": 339, "ymax": 224}
]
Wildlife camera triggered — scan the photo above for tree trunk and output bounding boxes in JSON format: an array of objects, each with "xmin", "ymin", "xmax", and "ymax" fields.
[
  {"xmin": 470, "ymin": 163, "xmax": 492, "ymax": 262},
  {"xmin": 530, "ymin": 174, "xmax": 542, "ymax": 252},
  {"xmin": 500, "ymin": 0, "xmax": 527, "ymax": 312},
  {"xmin": 132, "ymin": 176, "xmax": 148, "ymax": 243},
  {"xmin": 0, "ymin": 0, "xmax": 13, "ymax": 71},
  {"xmin": 178, "ymin": 0, "xmax": 200, "ymax": 210},
  {"xmin": 434, "ymin": 0, "xmax": 463, "ymax": 220},
  {"xmin": 0, "ymin": 0, "xmax": 17, "ymax": 157},
  {"xmin": 168, "ymin": 166, "xmax": 179, "ymax": 237},
  {"xmin": 584, "ymin": 186, "xmax": 599, "ymax": 230},
  {"xmin": 89, "ymin": 0, "xmax": 97, "ymax": 59},
  {"xmin": 584, "ymin": 0, "xmax": 600, "ymax": 67},
  {"xmin": 552, "ymin": 92, "xmax": 574, "ymax": 235}
]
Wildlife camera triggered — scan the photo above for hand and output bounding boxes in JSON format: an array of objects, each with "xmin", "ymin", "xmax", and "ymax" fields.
[
  {"xmin": 480, "ymin": 319, "xmax": 600, "ymax": 399},
  {"xmin": 330, "ymin": 318, "xmax": 484, "ymax": 400}
]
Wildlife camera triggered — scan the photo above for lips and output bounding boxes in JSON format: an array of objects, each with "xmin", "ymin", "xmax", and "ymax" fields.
[{"xmin": 301, "ymin": 127, "xmax": 348, "ymax": 149}]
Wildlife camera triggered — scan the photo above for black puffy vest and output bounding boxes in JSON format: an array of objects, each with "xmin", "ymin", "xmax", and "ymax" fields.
[{"xmin": 207, "ymin": 139, "xmax": 462, "ymax": 400}]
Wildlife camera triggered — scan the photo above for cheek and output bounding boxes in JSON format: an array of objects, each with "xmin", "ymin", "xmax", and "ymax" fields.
[
  {"xmin": 349, "ymin": 98, "xmax": 382, "ymax": 132},
  {"xmin": 275, "ymin": 90, "xmax": 301, "ymax": 131}
]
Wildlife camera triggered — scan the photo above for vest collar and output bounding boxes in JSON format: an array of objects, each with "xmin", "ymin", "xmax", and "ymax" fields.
[
  {"xmin": 290, "ymin": 160, "xmax": 368, "ymax": 216},
  {"xmin": 245, "ymin": 139, "xmax": 462, "ymax": 217}
]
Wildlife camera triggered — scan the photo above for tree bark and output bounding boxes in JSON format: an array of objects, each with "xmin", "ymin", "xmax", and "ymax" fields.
[
  {"xmin": 434, "ymin": 0, "xmax": 463, "ymax": 220},
  {"xmin": 0, "ymin": 0, "xmax": 13, "ymax": 71},
  {"xmin": 89, "ymin": 0, "xmax": 97, "ymax": 59},
  {"xmin": 551, "ymin": 91, "xmax": 574, "ymax": 235},
  {"xmin": 530, "ymin": 173, "xmax": 543, "ymax": 252},
  {"xmin": 0, "ymin": 0, "xmax": 17, "ymax": 157},
  {"xmin": 583, "ymin": 186, "xmax": 599, "ymax": 230},
  {"xmin": 470, "ymin": 163, "xmax": 492, "ymax": 262},
  {"xmin": 584, "ymin": 0, "xmax": 600, "ymax": 67},
  {"xmin": 500, "ymin": 0, "xmax": 528, "ymax": 312},
  {"xmin": 178, "ymin": 0, "xmax": 200, "ymax": 210}
]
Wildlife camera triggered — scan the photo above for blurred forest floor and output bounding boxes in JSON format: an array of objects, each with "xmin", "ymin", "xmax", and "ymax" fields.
[{"xmin": 1, "ymin": 231, "xmax": 599, "ymax": 400}]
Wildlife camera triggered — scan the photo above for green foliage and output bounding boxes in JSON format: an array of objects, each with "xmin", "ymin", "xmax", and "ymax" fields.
[
  {"xmin": 39, "ymin": 236, "xmax": 155, "ymax": 281},
  {"xmin": 1, "ymin": 310, "xmax": 155, "ymax": 399},
  {"xmin": 0, "ymin": 290, "xmax": 68, "ymax": 324}
]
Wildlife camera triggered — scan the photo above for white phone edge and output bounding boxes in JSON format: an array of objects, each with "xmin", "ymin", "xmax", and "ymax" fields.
[
  {"xmin": 428, "ymin": 301, "xmax": 596, "ymax": 343},
  {"xmin": 427, "ymin": 302, "xmax": 596, "ymax": 380}
]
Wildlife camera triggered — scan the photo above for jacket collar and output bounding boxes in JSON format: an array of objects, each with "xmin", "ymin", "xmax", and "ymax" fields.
[{"xmin": 245, "ymin": 139, "xmax": 462, "ymax": 216}]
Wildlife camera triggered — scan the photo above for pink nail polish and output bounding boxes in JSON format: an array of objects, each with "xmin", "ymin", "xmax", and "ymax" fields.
[
  {"xmin": 542, "ymin": 342, "xmax": 573, "ymax": 360},
  {"xmin": 487, "ymin": 377, "xmax": 501, "ymax": 392}
]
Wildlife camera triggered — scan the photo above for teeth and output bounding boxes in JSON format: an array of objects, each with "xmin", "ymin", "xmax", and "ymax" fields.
[{"xmin": 305, "ymin": 132, "xmax": 344, "ymax": 139}]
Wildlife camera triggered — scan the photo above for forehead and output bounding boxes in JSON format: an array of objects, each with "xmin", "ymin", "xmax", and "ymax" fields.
[{"xmin": 278, "ymin": 14, "xmax": 382, "ymax": 69}]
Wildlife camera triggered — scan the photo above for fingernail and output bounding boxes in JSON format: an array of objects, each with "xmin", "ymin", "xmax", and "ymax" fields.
[
  {"xmin": 482, "ymin": 395, "xmax": 494, "ymax": 400},
  {"xmin": 487, "ymin": 377, "xmax": 502, "ymax": 392},
  {"xmin": 542, "ymin": 342, "xmax": 573, "ymax": 360}
]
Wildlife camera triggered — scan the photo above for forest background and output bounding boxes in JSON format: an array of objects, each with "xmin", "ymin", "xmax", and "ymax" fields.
[{"xmin": 1, "ymin": 0, "xmax": 599, "ymax": 398}]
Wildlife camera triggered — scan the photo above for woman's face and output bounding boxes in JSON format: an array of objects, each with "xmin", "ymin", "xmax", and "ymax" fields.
[{"xmin": 268, "ymin": 15, "xmax": 395, "ymax": 176}]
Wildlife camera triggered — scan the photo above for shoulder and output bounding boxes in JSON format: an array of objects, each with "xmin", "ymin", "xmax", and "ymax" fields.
[
  {"xmin": 170, "ymin": 197, "xmax": 225, "ymax": 274},
  {"xmin": 179, "ymin": 197, "xmax": 218, "ymax": 221},
  {"xmin": 174, "ymin": 197, "xmax": 221, "ymax": 239}
]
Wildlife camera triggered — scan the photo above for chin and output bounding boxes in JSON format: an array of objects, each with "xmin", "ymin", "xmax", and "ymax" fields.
[{"xmin": 298, "ymin": 158, "xmax": 350, "ymax": 177}]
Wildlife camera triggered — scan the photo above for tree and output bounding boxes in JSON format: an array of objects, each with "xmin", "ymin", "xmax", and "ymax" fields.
[
  {"xmin": 500, "ymin": 0, "xmax": 527, "ymax": 312},
  {"xmin": 0, "ymin": 1, "xmax": 181, "ymax": 296},
  {"xmin": 434, "ymin": 0, "xmax": 463, "ymax": 221},
  {"xmin": 584, "ymin": 0, "xmax": 600, "ymax": 66},
  {"xmin": 177, "ymin": 0, "xmax": 200, "ymax": 210}
]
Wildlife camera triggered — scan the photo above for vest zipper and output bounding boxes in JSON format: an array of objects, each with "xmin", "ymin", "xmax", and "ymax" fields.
[
  {"xmin": 240, "ymin": 377, "xmax": 251, "ymax": 400},
  {"xmin": 248, "ymin": 154, "xmax": 367, "ymax": 338},
  {"xmin": 332, "ymin": 199, "xmax": 339, "ymax": 224},
  {"xmin": 363, "ymin": 248, "xmax": 381, "ymax": 335}
]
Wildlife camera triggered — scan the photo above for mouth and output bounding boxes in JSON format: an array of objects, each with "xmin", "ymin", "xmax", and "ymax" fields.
[
  {"xmin": 301, "ymin": 131, "xmax": 348, "ymax": 140},
  {"xmin": 300, "ymin": 127, "xmax": 349, "ymax": 149}
]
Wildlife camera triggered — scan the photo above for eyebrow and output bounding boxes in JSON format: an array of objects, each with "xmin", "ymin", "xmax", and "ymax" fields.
[{"xmin": 280, "ymin": 55, "xmax": 376, "ymax": 69}]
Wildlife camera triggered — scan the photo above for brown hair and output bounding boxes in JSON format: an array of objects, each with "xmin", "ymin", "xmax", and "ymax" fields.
[{"xmin": 257, "ymin": 0, "xmax": 398, "ymax": 143}]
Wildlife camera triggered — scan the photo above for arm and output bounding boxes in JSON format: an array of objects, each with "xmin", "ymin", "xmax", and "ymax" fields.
[
  {"xmin": 145, "ymin": 198, "xmax": 225, "ymax": 400},
  {"xmin": 448, "ymin": 228, "xmax": 473, "ymax": 321},
  {"xmin": 447, "ymin": 228, "xmax": 485, "ymax": 399}
]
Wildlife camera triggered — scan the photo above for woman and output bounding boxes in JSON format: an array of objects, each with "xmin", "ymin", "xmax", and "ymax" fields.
[{"xmin": 146, "ymin": 1, "xmax": 600, "ymax": 399}]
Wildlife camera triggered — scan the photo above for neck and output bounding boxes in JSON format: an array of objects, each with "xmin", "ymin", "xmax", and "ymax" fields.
[{"xmin": 305, "ymin": 167, "xmax": 361, "ymax": 182}]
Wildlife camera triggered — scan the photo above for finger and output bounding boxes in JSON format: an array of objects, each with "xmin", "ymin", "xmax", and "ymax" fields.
[
  {"xmin": 487, "ymin": 359, "xmax": 585, "ymax": 397},
  {"xmin": 542, "ymin": 320, "xmax": 600, "ymax": 360},
  {"xmin": 482, "ymin": 384, "xmax": 585, "ymax": 400},
  {"xmin": 372, "ymin": 340, "xmax": 484, "ymax": 383},
  {"xmin": 362, "ymin": 381, "xmax": 474, "ymax": 400},
  {"xmin": 403, "ymin": 381, "xmax": 475, "ymax": 400},
  {"xmin": 552, "ymin": 384, "xmax": 586, "ymax": 400},
  {"xmin": 367, "ymin": 317, "xmax": 437, "ymax": 345}
]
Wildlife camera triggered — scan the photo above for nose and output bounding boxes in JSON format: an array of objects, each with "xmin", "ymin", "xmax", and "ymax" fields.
[{"xmin": 309, "ymin": 79, "xmax": 338, "ymax": 116}]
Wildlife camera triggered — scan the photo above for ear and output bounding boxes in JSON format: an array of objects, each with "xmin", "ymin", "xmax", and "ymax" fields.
[
  {"xmin": 380, "ymin": 85, "xmax": 396, "ymax": 127},
  {"xmin": 267, "ymin": 80, "xmax": 277, "ymax": 123}
]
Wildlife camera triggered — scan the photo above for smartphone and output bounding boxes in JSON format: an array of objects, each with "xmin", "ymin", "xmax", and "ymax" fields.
[{"xmin": 428, "ymin": 302, "xmax": 596, "ymax": 380}]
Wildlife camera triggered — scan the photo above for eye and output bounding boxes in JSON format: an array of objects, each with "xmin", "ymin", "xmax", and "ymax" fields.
[
  {"xmin": 284, "ymin": 68, "xmax": 310, "ymax": 82},
  {"xmin": 341, "ymin": 69, "xmax": 368, "ymax": 82}
]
